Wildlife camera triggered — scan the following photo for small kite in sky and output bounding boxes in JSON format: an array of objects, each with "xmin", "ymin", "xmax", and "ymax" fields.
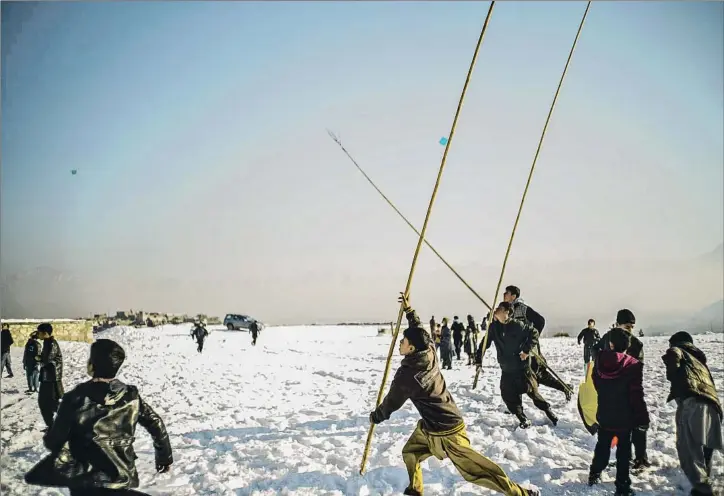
[
  {"xmin": 439, "ymin": 137, "xmax": 448, "ymax": 146},
  {"xmin": 71, "ymin": 169, "xmax": 77, "ymax": 175}
]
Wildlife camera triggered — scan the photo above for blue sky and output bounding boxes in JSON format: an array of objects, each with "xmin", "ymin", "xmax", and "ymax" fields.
[{"xmin": 1, "ymin": 1, "xmax": 722, "ymax": 322}]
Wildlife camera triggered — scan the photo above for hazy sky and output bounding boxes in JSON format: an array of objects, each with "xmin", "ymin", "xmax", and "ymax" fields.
[{"xmin": 2, "ymin": 1, "xmax": 722, "ymax": 324}]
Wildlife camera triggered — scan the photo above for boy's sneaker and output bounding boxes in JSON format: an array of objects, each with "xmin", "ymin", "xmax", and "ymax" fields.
[
  {"xmin": 517, "ymin": 416, "xmax": 532, "ymax": 429},
  {"xmin": 631, "ymin": 458, "xmax": 651, "ymax": 471},
  {"xmin": 614, "ymin": 486, "xmax": 635, "ymax": 496},
  {"xmin": 403, "ymin": 488, "xmax": 421, "ymax": 496},
  {"xmin": 545, "ymin": 410, "xmax": 558, "ymax": 426},
  {"xmin": 588, "ymin": 471, "xmax": 601, "ymax": 486},
  {"xmin": 525, "ymin": 488, "xmax": 540, "ymax": 496}
]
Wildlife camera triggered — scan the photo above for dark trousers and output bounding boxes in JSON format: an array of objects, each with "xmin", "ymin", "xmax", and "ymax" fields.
[
  {"xmin": 1, "ymin": 351, "xmax": 13, "ymax": 376},
  {"xmin": 197, "ymin": 339, "xmax": 205, "ymax": 353},
  {"xmin": 26, "ymin": 366, "xmax": 40, "ymax": 391},
  {"xmin": 454, "ymin": 338, "xmax": 462, "ymax": 360},
  {"xmin": 632, "ymin": 426, "xmax": 648, "ymax": 462},
  {"xmin": 38, "ymin": 381, "xmax": 62, "ymax": 427},
  {"xmin": 251, "ymin": 332, "xmax": 258, "ymax": 346},
  {"xmin": 583, "ymin": 345, "xmax": 593, "ymax": 364},
  {"xmin": 500, "ymin": 370, "xmax": 550, "ymax": 417},
  {"xmin": 535, "ymin": 365, "xmax": 568, "ymax": 394},
  {"xmin": 70, "ymin": 488, "xmax": 151, "ymax": 496},
  {"xmin": 591, "ymin": 429, "xmax": 632, "ymax": 490}
]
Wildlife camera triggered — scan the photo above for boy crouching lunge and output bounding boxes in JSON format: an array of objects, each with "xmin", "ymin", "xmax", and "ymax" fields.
[
  {"xmin": 368, "ymin": 293, "xmax": 539, "ymax": 496},
  {"xmin": 25, "ymin": 339, "xmax": 173, "ymax": 496},
  {"xmin": 588, "ymin": 328, "xmax": 649, "ymax": 496}
]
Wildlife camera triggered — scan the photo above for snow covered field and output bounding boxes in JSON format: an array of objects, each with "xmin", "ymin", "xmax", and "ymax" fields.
[{"xmin": 1, "ymin": 324, "xmax": 722, "ymax": 495}]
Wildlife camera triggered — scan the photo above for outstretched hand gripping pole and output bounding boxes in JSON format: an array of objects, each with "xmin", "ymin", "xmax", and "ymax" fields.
[
  {"xmin": 473, "ymin": 1, "xmax": 591, "ymax": 390},
  {"xmin": 358, "ymin": 2, "xmax": 496, "ymax": 476}
]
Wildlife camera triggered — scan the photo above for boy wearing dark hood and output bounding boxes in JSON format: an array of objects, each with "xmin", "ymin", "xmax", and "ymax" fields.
[
  {"xmin": 369, "ymin": 293, "xmax": 539, "ymax": 496},
  {"xmin": 23, "ymin": 332, "xmax": 42, "ymax": 393},
  {"xmin": 36, "ymin": 323, "xmax": 64, "ymax": 429},
  {"xmin": 25, "ymin": 339, "xmax": 172, "ymax": 495},
  {"xmin": 663, "ymin": 331, "xmax": 722, "ymax": 496},
  {"xmin": 588, "ymin": 327, "xmax": 649, "ymax": 496}
]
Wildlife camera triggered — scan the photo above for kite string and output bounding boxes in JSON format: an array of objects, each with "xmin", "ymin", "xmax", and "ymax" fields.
[
  {"xmin": 359, "ymin": 1, "xmax": 496, "ymax": 476},
  {"xmin": 475, "ymin": 1, "xmax": 591, "ymax": 386}
]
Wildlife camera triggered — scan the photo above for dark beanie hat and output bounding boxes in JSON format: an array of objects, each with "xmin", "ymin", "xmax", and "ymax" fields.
[
  {"xmin": 37, "ymin": 323, "xmax": 53, "ymax": 335},
  {"xmin": 616, "ymin": 309, "xmax": 636, "ymax": 325},
  {"xmin": 669, "ymin": 331, "xmax": 693, "ymax": 346},
  {"xmin": 404, "ymin": 326, "xmax": 432, "ymax": 352}
]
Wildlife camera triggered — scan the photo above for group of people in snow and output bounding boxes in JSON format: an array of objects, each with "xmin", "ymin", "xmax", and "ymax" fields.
[
  {"xmin": 370, "ymin": 286, "xmax": 722, "ymax": 496},
  {"xmin": 189, "ymin": 319, "xmax": 261, "ymax": 354},
  {"xmin": 429, "ymin": 314, "xmax": 485, "ymax": 369}
]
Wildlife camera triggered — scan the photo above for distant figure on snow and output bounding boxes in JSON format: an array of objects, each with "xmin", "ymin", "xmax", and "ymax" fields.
[
  {"xmin": 37, "ymin": 323, "xmax": 64, "ymax": 430},
  {"xmin": 662, "ymin": 331, "xmax": 722, "ymax": 496},
  {"xmin": 192, "ymin": 322, "xmax": 209, "ymax": 353},
  {"xmin": 577, "ymin": 319, "xmax": 600, "ymax": 364},
  {"xmin": 451, "ymin": 316, "xmax": 465, "ymax": 361},
  {"xmin": 433, "ymin": 324, "xmax": 442, "ymax": 351},
  {"xmin": 504, "ymin": 285, "xmax": 572, "ymax": 401},
  {"xmin": 23, "ymin": 332, "xmax": 42, "ymax": 393},
  {"xmin": 250, "ymin": 320, "xmax": 260, "ymax": 346},
  {"xmin": 439, "ymin": 318, "xmax": 453, "ymax": 370},
  {"xmin": 588, "ymin": 327, "xmax": 649, "ymax": 495},
  {"xmin": 1, "ymin": 323, "xmax": 14, "ymax": 378},
  {"xmin": 369, "ymin": 293, "xmax": 540, "ymax": 496},
  {"xmin": 429, "ymin": 316, "xmax": 436, "ymax": 334},
  {"xmin": 464, "ymin": 315, "xmax": 478, "ymax": 366},
  {"xmin": 476, "ymin": 301, "xmax": 558, "ymax": 429},
  {"xmin": 25, "ymin": 339, "xmax": 173, "ymax": 496}
]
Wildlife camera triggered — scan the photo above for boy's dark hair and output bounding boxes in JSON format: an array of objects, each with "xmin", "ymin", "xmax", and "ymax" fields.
[
  {"xmin": 504, "ymin": 285, "xmax": 521, "ymax": 298},
  {"xmin": 89, "ymin": 339, "xmax": 126, "ymax": 378},
  {"xmin": 497, "ymin": 301, "xmax": 514, "ymax": 315},
  {"xmin": 669, "ymin": 331, "xmax": 693, "ymax": 346},
  {"xmin": 37, "ymin": 323, "xmax": 53, "ymax": 335},
  {"xmin": 403, "ymin": 327, "xmax": 432, "ymax": 352},
  {"xmin": 609, "ymin": 327, "xmax": 632, "ymax": 352},
  {"xmin": 1, "ymin": 323, "xmax": 9, "ymax": 330},
  {"xmin": 616, "ymin": 309, "xmax": 636, "ymax": 326},
  {"xmin": 588, "ymin": 319, "xmax": 596, "ymax": 325}
]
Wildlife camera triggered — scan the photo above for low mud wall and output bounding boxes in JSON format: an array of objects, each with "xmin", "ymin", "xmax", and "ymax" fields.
[{"xmin": 1, "ymin": 319, "xmax": 94, "ymax": 346}]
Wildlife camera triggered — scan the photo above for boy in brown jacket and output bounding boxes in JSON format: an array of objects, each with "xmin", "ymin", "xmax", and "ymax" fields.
[{"xmin": 368, "ymin": 293, "xmax": 539, "ymax": 496}]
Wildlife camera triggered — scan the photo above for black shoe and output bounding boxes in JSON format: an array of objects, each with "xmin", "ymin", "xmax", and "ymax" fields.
[
  {"xmin": 564, "ymin": 386, "xmax": 573, "ymax": 402},
  {"xmin": 403, "ymin": 488, "xmax": 422, "ymax": 496},
  {"xmin": 614, "ymin": 486, "xmax": 635, "ymax": 496},
  {"xmin": 545, "ymin": 409, "xmax": 558, "ymax": 426},
  {"xmin": 516, "ymin": 414, "xmax": 532, "ymax": 429},
  {"xmin": 588, "ymin": 471, "xmax": 601, "ymax": 486},
  {"xmin": 631, "ymin": 458, "xmax": 651, "ymax": 471},
  {"xmin": 6, "ymin": 374, "xmax": 13, "ymax": 378}
]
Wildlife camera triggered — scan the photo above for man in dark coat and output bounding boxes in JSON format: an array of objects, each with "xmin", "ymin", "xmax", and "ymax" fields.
[
  {"xmin": 503, "ymin": 286, "xmax": 572, "ymax": 401},
  {"xmin": 451, "ymin": 317, "xmax": 465, "ymax": 361},
  {"xmin": 1, "ymin": 323, "xmax": 14, "ymax": 378},
  {"xmin": 250, "ymin": 320, "xmax": 260, "ymax": 346},
  {"xmin": 663, "ymin": 331, "xmax": 722, "ymax": 496},
  {"xmin": 577, "ymin": 319, "xmax": 600, "ymax": 364},
  {"xmin": 439, "ymin": 318, "xmax": 454, "ymax": 370},
  {"xmin": 36, "ymin": 323, "xmax": 64, "ymax": 429},
  {"xmin": 25, "ymin": 339, "xmax": 172, "ymax": 496},
  {"xmin": 429, "ymin": 316, "xmax": 436, "ymax": 334},
  {"xmin": 475, "ymin": 302, "xmax": 558, "ymax": 429},
  {"xmin": 192, "ymin": 322, "xmax": 209, "ymax": 353},
  {"xmin": 23, "ymin": 332, "xmax": 42, "ymax": 393},
  {"xmin": 588, "ymin": 328, "xmax": 649, "ymax": 496},
  {"xmin": 592, "ymin": 309, "xmax": 649, "ymax": 470},
  {"xmin": 369, "ymin": 294, "xmax": 539, "ymax": 496}
]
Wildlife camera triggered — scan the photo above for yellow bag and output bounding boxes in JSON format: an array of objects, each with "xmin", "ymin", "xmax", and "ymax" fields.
[{"xmin": 577, "ymin": 361, "xmax": 599, "ymax": 435}]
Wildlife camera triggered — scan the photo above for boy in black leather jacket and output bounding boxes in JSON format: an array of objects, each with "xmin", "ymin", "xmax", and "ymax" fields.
[{"xmin": 25, "ymin": 339, "xmax": 173, "ymax": 496}]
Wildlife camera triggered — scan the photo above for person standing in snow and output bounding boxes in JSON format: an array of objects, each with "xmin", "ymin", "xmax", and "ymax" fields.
[
  {"xmin": 592, "ymin": 309, "xmax": 650, "ymax": 471},
  {"xmin": 577, "ymin": 319, "xmax": 600, "ymax": 364},
  {"xmin": 429, "ymin": 316, "xmax": 436, "ymax": 334},
  {"xmin": 25, "ymin": 339, "xmax": 173, "ymax": 496},
  {"xmin": 23, "ymin": 332, "xmax": 42, "ymax": 393},
  {"xmin": 662, "ymin": 331, "xmax": 722, "ymax": 496},
  {"xmin": 503, "ymin": 285, "xmax": 572, "ymax": 401},
  {"xmin": 439, "ymin": 318, "xmax": 454, "ymax": 370},
  {"xmin": 36, "ymin": 323, "xmax": 64, "ymax": 430},
  {"xmin": 475, "ymin": 302, "xmax": 558, "ymax": 429},
  {"xmin": 451, "ymin": 316, "xmax": 465, "ymax": 361},
  {"xmin": 466, "ymin": 315, "xmax": 479, "ymax": 366},
  {"xmin": 250, "ymin": 320, "xmax": 260, "ymax": 346},
  {"xmin": 1, "ymin": 323, "xmax": 15, "ymax": 378},
  {"xmin": 192, "ymin": 322, "xmax": 209, "ymax": 353},
  {"xmin": 433, "ymin": 324, "xmax": 442, "ymax": 353},
  {"xmin": 369, "ymin": 293, "xmax": 540, "ymax": 496},
  {"xmin": 588, "ymin": 327, "xmax": 649, "ymax": 496}
]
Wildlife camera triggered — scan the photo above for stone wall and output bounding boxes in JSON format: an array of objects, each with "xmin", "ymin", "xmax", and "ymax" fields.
[{"xmin": 2, "ymin": 319, "xmax": 94, "ymax": 347}]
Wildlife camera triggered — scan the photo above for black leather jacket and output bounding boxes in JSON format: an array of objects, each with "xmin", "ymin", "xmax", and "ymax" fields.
[
  {"xmin": 32, "ymin": 379, "xmax": 172, "ymax": 490},
  {"xmin": 40, "ymin": 337, "xmax": 63, "ymax": 382}
]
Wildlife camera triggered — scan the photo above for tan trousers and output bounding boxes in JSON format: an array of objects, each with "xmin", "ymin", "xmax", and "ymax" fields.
[{"xmin": 402, "ymin": 420, "xmax": 528, "ymax": 496}]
